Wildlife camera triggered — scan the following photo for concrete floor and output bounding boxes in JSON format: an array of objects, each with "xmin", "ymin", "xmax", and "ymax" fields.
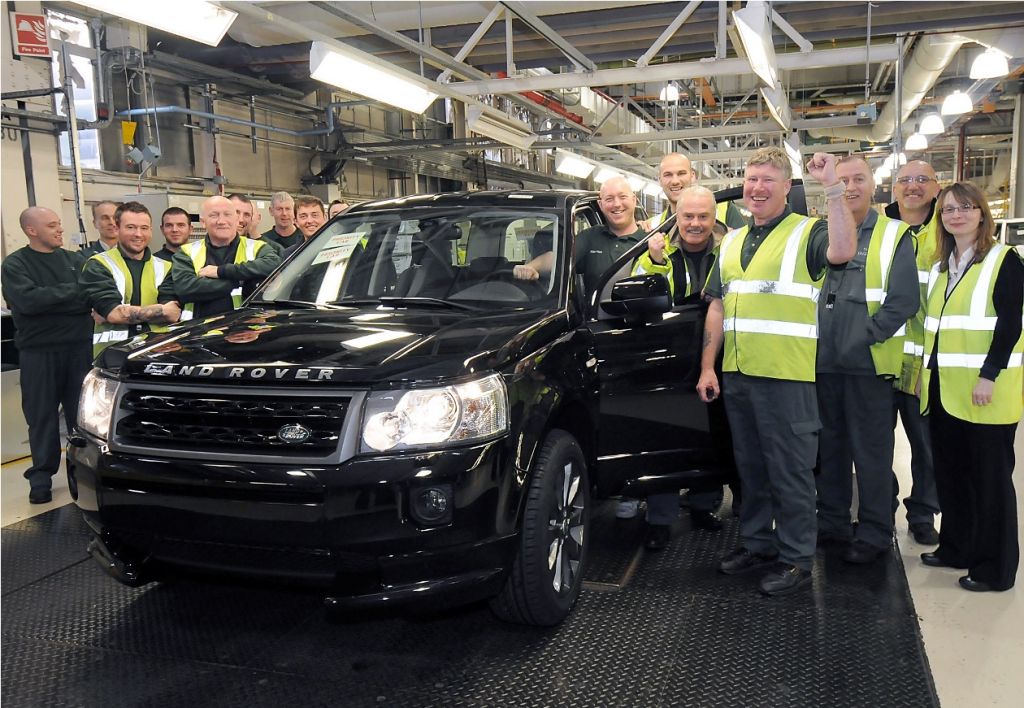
[{"xmin": 2, "ymin": 424, "xmax": 1022, "ymax": 706}]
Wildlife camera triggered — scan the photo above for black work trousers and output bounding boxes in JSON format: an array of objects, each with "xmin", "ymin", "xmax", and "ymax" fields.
[
  {"xmin": 19, "ymin": 346, "xmax": 93, "ymax": 489},
  {"xmin": 929, "ymin": 375, "xmax": 1019, "ymax": 590}
]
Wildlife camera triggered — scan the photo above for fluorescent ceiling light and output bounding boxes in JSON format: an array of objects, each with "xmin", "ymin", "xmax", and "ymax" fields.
[
  {"xmin": 941, "ymin": 90, "xmax": 972, "ymax": 116},
  {"xmin": 784, "ymin": 134, "xmax": 803, "ymax": 179},
  {"xmin": 554, "ymin": 150, "xmax": 594, "ymax": 179},
  {"xmin": 919, "ymin": 113, "xmax": 945, "ymax": 135},
  {"xmin": 733, "ymin": 1, "xmax": 779, "ymax": 89},
  {"xmin": 625, "ymin": 174, "xmax": 647, "ymax": 193},
  {"xmin": 593, "ymin": 167, "xmax": 622, "ymax": 184},
  {"xmin": 905, "ymin": 132, "xmax": 929, "ymax": 151},
  {"xmin": 970, "ymin": 47, "xmax": 1009, "ymax": 79},
  {"xmin": 466, "ymin": 106, "xmax": 538, "ymax": 150},
  {"xmin": 760, "ymin": 85, "xmax": 790, "ymax": 130},
  {"xmin": 642, "ymin": 181, "xmax": 663, "ymax": 197},
  {"xmin": 74, "ymin": 0, "xmax": 237, "ymax": 46},
  {"xmin": 310, "ymin": 41, "xmax": 439, "ymax": 115},
  {"xmin": 659, "ymin": 84, "xmax": 680, "ymax": 102}
]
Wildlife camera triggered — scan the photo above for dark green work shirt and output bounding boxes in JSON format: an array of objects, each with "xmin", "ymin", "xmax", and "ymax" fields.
[
  {"xmin": 575, "ymin": 224, "xmax": 645, "ymax": 293},
  {"xmin": 1, "ymin": 247, "xmax": 92, "ymax": 350}
]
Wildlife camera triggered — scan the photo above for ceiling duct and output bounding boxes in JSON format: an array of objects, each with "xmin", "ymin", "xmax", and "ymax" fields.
[{"xmin": 807, "ymin": 34, "xmax": 966, "ymax": 143}]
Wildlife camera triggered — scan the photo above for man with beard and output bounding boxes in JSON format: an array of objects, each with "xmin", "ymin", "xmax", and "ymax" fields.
[{"xmin": 81, "ymin": 202, "xmax": 181, "ymax": 355}]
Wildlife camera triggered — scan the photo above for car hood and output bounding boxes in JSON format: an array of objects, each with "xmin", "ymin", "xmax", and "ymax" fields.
[{"xmin": 102, "ymin": 305, "xmax": 567, "ymax": 386}]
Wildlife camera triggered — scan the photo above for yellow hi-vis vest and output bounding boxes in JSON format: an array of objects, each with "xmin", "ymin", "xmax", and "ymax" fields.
[
  {"xmin": 865, "ymin": 214, "xmax": 912, "ymax": 378},
  {"xmin": 719, "ymin": 213, "xmax": 822, "ymax": 382},
  {"xmin": 90, "ymin": 249, "xmax": 170, "ymax": 356},
  {"xmin": 179, "ymin": 237, "xmax": 265, "ymax": 321},
  {"xmin": 920, "ymin": 244, "xmax": 1024, "ymax": 424},
  {"xmin": 716, "ymin": 202, "xmax": 729, "ymax": 224},
  {"xmin": 897, "ymin": 208, "xmax": 940, "ymax": 394}
]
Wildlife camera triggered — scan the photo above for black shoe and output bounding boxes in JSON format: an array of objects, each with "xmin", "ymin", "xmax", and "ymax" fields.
[
  {"xmin": 843, "ymin": 539, "xmax": 886, "ymax": 564},
  {"xmin": 921, "ymin": 552, "xmax": 966, "ymax": 569},
  {"xmin": 759, "ymin": 563, "xmax": 813, "ymax": 596},
  {"xmin": 29, "ymin": 487, "xmax": 52, "ymax": 504},
  {"xmin": 644, "ymin": 524, "xmax": 671, "ymax": 551},
  {"xmin": 958, "ymin": 575, "xmax": 996, "ymax": 592},
  {"xmin": 910, "ymin": 522, "xmax": 939, "ymax": 545},
  {"xmin": 719, "ymin": 547, "xmax": 778, "ymax": 575},
  {"xmin": 817, "ymin": 529, "xmax": 851, "ymax": 546},
  {"xmin": 690, "ymin": 510, "xmax": 722, "ymax": 531}
]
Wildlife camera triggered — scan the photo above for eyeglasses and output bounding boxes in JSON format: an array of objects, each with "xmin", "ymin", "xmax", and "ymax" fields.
[
  {"xmin": 895, "ymin": 175, "xmax": 936, "ymax": 185},
  {"xmin": 940, "ymin": 204, "xmax": 979, "ymax": 215}
]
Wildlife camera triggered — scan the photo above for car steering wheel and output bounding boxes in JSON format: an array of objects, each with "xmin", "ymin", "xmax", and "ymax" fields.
[{"xmin": 482, "ymin": 267, "xmax": 546, "ymax": 298}]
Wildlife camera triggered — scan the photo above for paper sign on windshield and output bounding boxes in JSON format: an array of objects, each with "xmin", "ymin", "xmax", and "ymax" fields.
[{"xmin": 311, "ymin": 233, "xmax": 364, "ymax": 265}]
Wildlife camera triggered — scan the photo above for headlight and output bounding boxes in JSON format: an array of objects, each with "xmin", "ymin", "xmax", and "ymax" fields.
[
  {"xmin": 78, "ymin": 369, "xmax": 119, "ymax": 439},
  {"xmin": 361, "ymin": 373, "xmax": 508, "ymax": 452}
]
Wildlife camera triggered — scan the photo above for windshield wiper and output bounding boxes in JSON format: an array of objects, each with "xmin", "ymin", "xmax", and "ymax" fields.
[
  {"xmin": 377, "ymin": 296, "xmax": 479, "ymax": 311},
  {"xmin": 250, "ymin": 299, "xmax": 345, "ymax": 310}
]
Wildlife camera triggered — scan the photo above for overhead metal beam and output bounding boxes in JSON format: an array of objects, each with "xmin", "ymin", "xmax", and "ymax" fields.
[
  {"xmin": 636, "ymin": 0, "xmax": 702, "ymax": 68},
  {"xmin": 499, "ymin": 1, "xmax": 596, "ymax": 71},
  {"xmin": 681, "ymin": 141, "xmax": 863, "ymax": 163},
  {"xmin": 438, "ymin": 4, "xmax": 504, "ymax": 83},
  {"xmin": 596, "ymin": 115, "xmax": 866, "ymax": 146},
  {"xmin": 771, "ymin": 10, "xmax": 814, "ymax": 52},
  {"xmin": 447, "ymin": 44, "xmax": 900, "ymax": 95}
]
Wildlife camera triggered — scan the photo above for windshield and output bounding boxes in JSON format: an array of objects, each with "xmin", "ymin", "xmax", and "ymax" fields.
[{"xmin": 256, "ymin": 206, "xmax": 562, "ymax": 310}]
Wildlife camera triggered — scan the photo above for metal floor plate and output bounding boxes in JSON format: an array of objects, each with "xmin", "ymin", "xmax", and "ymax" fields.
[{"xmin": 1, "ymin": 504, "xmax": 938, "ymax": 708}]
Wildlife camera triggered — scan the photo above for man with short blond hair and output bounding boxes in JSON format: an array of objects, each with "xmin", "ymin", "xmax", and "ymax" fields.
[
  {"xmin": 159, "ymin": 195, "xmax": 280, "ymax": 319},
  {"xmin": 699, "ymin": 147, "xmax": 858, "ymax": 596},
  {"xmin": 262, "ymin": 191, "xmax": 300, "ymax": 250}
]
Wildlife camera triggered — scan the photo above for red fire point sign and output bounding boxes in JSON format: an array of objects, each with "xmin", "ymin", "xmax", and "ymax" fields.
[{"xmin": 10, "ymin": 12, "xmax": 51, "ymax": 58}]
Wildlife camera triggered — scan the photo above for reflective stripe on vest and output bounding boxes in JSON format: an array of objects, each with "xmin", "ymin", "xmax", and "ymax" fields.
[
  {"xmin": 896, "ymin": 210, "xmax": 941, "ymax": 393},
  {"xmin": 180, "ymin": 237, "xmax": 263, "ymax": 321},
  {"xmin": 719, "ymin": 213, "xmax": 822, "ymax": 382},
  {"xmin": 90, "ymin": 250, "xmax": 170, "ymax": 355},
  {"xmin": 920, "ymin": 244, "xmax": 1024, "ymax": 424},
  {"xmin": 865, "ymin": 214, "xmax": 909, "ymax": 378}
]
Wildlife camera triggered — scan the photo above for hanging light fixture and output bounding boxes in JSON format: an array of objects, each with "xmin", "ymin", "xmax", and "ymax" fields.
[
  {"xmin": 874, "ymin": 165, "xmax": 892, "ymax": 182},
  {"xmin": 554, "ymin": 150, "xmax": 595, "ymax": 179},
  {"xmin": 905, "ymin": 132, "xmax": 929, "ymax": 151},
  {"xmin": 72, "ymin": 0, "xmax": 237, "ymax": 46},
  {"xmin": 883, "ymin": 152, "xmax": 907, "ymax": 170},
  {"xmin": 593, "ymin": 167, "xmax": 623, "ymax": 184},
  {"xmin": 919, "ymin": 113, "xmax": 945, "ymax": 135},
  {"xmin": 969, "ymin": 47, "xmax": 1010, "ymax": 79},
  {"xmin": 659, "ymin": 84, "xmax": 680, "ymax": 102},
  {"xmin": 732, "ymin": 1, "xmax": 778, "ymax": 89},
  {"xmin": 941, "ymin": 90, "xmax": 973, "ymax": 116}
]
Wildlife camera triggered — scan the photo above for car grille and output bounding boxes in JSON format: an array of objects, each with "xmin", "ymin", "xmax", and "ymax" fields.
[{"xmin": 115, "ymin": 389, "xmax": 349, "ymax": 454}]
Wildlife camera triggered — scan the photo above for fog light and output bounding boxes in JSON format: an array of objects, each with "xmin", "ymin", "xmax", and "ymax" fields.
[{"xmin": 410, "ymin": 484, "xmax": 453, "ymax": 526}]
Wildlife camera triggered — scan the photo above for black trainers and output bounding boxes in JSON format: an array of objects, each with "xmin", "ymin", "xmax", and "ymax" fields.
[
  {"xmin": 910, "ymin": 522, "xmax": 939, "ymax": 545},
  {"xmin": 644, "ymin": 524, "xmax": 671, "ymax": 551},
  {"xmin": 759, "ymin": 563, "xmax": 813, "ymax": 596},
  {"xmin": 718, "ymin": 547, "xmax": 778, "ymax": 575},
  {"xmin": 29, "ymin": 487, "xmax": 52, "ymax": 504}
]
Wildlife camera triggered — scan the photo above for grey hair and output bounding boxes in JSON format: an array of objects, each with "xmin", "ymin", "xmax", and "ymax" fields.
[{"xmin": 270, "ymin": 191, "xmax": 294, "ymax": 207}]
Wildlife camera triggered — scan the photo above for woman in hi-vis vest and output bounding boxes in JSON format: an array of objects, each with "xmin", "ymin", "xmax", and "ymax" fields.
[{"xmin": 919, "ymin": 181, "xmax": 1024, "ymax": 592}]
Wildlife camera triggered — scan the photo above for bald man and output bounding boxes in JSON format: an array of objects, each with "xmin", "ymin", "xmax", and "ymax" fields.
[
  {"xmin": 514, "ymin": 176, "xmax": 646, "ymax": 293},
  {"xmin": 1, "ymin": 207, "xmax": 93, "ymax": 504},
  {"xmin": 646, "ymin": 153, "xmax": 746, "ymax": 233},
  {"xmin": 884, "ymin": 160, "xmax": 943, "ymax": 545},
  {"xmin": 158, "ymin": 195, "xmax": 280, "ymax": 319}
]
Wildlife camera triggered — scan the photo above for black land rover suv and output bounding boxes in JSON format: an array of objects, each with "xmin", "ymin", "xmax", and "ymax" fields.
[{"xmin": 69, "ymin": 190, "xmax": 731, "ymax": 626}]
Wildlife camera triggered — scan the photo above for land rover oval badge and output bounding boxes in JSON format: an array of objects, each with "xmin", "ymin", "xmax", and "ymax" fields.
[{"xmin": 278, "ymin": 424, "xmax": 311, "ymax": 444}]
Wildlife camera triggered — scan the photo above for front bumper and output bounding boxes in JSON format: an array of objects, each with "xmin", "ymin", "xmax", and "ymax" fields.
[{"xmin": 68, "ymin": 435, "xmax": 519, "ymax": 607}]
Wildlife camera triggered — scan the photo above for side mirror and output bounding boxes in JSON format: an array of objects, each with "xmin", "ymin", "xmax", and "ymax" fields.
[{"xmin": 600, "ymin": 274, "xmax": 672, "ymax": 317}]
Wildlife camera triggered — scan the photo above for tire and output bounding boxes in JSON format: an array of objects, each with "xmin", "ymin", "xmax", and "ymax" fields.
[{"xmin": 490, "ymin": 429, "xmax": 589, "ymax": 626}]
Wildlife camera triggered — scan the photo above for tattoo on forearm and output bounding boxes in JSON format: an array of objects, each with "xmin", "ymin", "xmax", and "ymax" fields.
[{"xmin": 127, "ymin": 304, "xmax": 165, "ymax": 324}]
